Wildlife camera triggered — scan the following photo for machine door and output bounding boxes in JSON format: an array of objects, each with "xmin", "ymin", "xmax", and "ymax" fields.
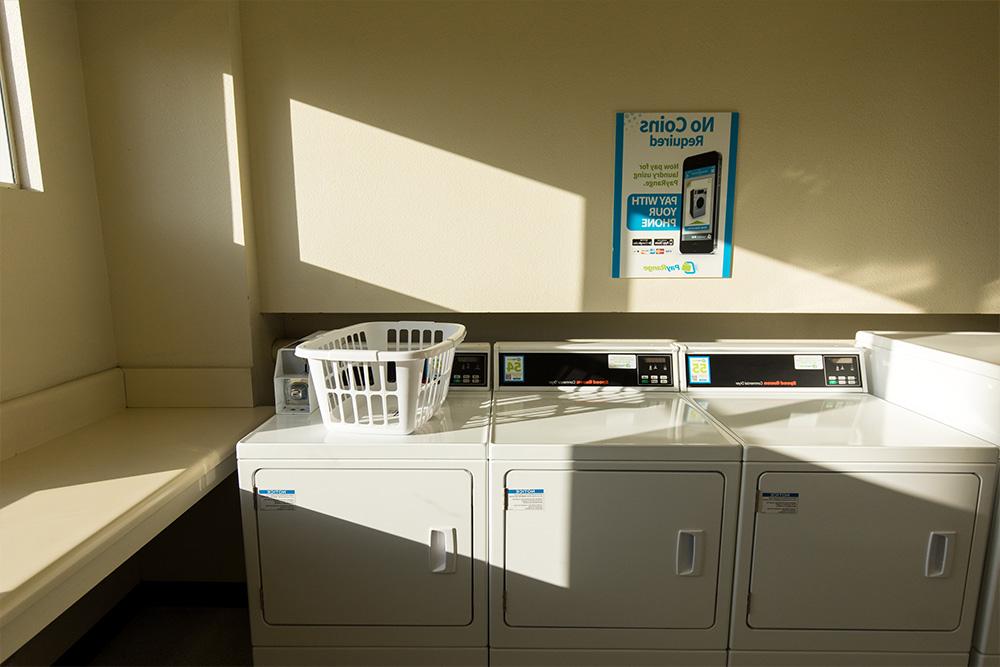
[
  {"xmin": 254, "ymin": 468, "xmax": 473, "ymax": 626},
  {"xmin": 503, "ymin": 470, "xmax": 725, "ymax": 629},
  {"xmin": 749, "ymin": 471, "xmax": 980, "ymax": 630}
]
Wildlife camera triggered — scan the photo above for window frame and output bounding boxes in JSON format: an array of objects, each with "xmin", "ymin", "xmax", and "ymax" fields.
[{"xmin": 0, "ymin": 36, "xmax": 17, "ymax": 188}]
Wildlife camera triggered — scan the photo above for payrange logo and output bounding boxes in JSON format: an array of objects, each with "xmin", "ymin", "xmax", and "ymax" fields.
[{"xmin": 642, "ymin": 261, "xmax": 698, "ymax": 274}]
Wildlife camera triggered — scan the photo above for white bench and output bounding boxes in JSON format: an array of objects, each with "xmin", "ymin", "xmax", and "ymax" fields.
[{"xmin": 0, "ymin": 369, "xmax": 271, "ymax": 661}]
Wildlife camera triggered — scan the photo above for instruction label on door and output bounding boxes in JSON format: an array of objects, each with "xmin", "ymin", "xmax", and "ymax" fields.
[
  {"xmin": 258, "ymin": 489, "xmax": 297, "ymax": 510},
  {"xmin": 507, "ymin": 488, "xmax": 545, "ymax": 511},
  {"xmin": 758, "ymin": 491, "xmax": 799, "ymax": 514}
]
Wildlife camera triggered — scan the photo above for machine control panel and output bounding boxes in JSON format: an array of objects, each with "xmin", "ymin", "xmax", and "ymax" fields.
[
  {"xmin": 684, "ymin": 352, "xmax": 864, "ymax": 390},
  {"xmin": 450, "ymin": 351, "xmax": 489, "ymax": 388},
  {"xmin": 824, "ymin": 355, "xmax": 861, "ymax": 387},
  {"xmin": 498, "ymin": 352, "xmax": 676, "ymax": 388},
  {"xmin": 637, "ymin": 355, "xmax": 672, "ymax": 386}
]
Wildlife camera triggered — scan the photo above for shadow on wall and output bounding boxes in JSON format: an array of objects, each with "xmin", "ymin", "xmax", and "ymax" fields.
[
  {"xmin": 280, "ymin": 312, "xmax": 1000, "ymax": 345},
  {"xmin": 237, "ymin": 0, "xmax": 999, "ymax": 314}
]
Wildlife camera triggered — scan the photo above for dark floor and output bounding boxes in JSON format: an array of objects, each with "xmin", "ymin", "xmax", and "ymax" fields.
[{"xmin": 56, "ymin": 583, "xmax": 252, "ymax": 667}]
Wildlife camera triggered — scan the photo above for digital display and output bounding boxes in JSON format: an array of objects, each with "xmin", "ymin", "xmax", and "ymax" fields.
[
  {"xmin": 823, "ymin": 355, "xmax": 861, "ymax": 386},
  {"xmin": 455, "ymin": 355, "xmax": 479, "ymax": 370},
  {"xmin": 681, "ymin": 165, "xmax": 717, "ymax": 241},
  {"xmin": 450, "ymin": 353, "xmax": 488, "ymax": 387},
  {"xmin": 645, "ymin": 357, "xmax": 667, "ymax": 363}
]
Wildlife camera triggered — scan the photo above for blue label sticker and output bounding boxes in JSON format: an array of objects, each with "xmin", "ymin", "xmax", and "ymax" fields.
[
  {"xmin": 758, "ymin": 490, "xmax": 800, "ymax": 514},
  {"xmin": 257, "ymin": 489, "xmax": 297, "ymax": 511},
  {"xmin": 507, "ymin": 488, "xmax": 546, "ymax": 511}
]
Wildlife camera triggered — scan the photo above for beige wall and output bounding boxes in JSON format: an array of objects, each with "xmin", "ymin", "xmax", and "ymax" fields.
[
  {"xmin": 241, "ymin": 0, "xmax": 999, "ymax": 314},
  {"xmin": 6, "ymin": 0, "xmax": 993, "ymax": 409},
  {"xmin": 226, "ymin": 2, "xmax": 284, "ymax": 404},
  {"xmin": 0, "ymin": 0, "xmax": 117, "ymax": 401},
  {"xmin": 76, "ymin": 0, "xmax": 274, "ymax": 403}
]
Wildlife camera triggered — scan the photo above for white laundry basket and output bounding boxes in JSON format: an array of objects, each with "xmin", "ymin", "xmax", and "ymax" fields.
[{"xmin": 295, "ymin": 321, "xmax": 466, "ymax": 435}]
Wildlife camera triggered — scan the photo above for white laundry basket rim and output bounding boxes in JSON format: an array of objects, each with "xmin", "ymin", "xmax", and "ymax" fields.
[{"xmin": 294, "ymin": 321, "xmax": 466, "ymax": 362}]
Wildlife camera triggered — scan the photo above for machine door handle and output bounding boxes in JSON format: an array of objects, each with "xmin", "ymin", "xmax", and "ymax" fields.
[
  {"xmin": 924, "ymin": 531, "xmax": 956, "ymax": 578},
  {"xmin": 676, "ymin": 529, "xmax": 704, "ymax": 576},
  {"xmin": 429, "ymin": 527, "xmax": 457, "ymax": 574}
]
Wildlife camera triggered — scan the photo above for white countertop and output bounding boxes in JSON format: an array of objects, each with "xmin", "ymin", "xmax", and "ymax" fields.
[{"xmin": 0, "ymin": 406, "xmax": 272, "ymax": 659}]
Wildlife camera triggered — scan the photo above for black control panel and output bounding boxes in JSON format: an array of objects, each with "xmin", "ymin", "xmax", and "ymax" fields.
[
  {"xmin": 498, "ymin": 352, "xmax": 674, "ymax": 388},
  {"xmin": 450, "ymin": 352, "xmax": 489, "ymax": 388},
  {"xmin": 685, "ymin": 353, "xmax": 863, "ymax": 389},
  {"xmin": 638, "ymin": 355, "xmax": 673, "ymax": 386},
  {"xmin": 823, "ymin": 355, "xmax": 862, "ymax": 387}
]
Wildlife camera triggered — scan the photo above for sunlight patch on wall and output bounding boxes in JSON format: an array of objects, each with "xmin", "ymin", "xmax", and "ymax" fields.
[
  {"xmin": 289, "ymin": 100, "xmax": 586, "ymax": 311},
  {"xmin": 836, "ymin": 260, "xmax": 938, "ymax": 303},
  {"xmin": 223, "ymin": 73, "xmax": 244, "ymax": 246},
  {"xmin": 626, "ymin": 247, "xmax": 927, "ymax": 313},
  {"xmin": 980, "ymin": 277, "xmax": 1000, "ymax": 314}
]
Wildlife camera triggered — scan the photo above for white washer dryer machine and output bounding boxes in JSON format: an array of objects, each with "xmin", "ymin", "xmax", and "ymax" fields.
[
  {"xmin": 489, "ymin": 342, "xmax": 742, "ymax": 667},
  {"xmin": 855, "ymin": 331, "xmax": 1000, "ymax": 667},
  {"xmin": 237, "ymin": 343, "xmax": 492, "ymax": 667},
  {"xmin": 681, "ymin": 343, "xmax": 998, "ymax": 667}
]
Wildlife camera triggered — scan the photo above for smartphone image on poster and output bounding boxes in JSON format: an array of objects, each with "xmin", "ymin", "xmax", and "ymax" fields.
[{"xmin": 680, "ymin": 151, "xmax": 722, "ymax": 254}]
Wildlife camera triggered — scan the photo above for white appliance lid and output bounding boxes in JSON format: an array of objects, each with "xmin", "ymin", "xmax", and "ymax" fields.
[
  {"xmin": 490, "ymin": 390, "xmax": 739, "ymax": 461},
  {"xmin": 238, "ymin": 393, "xmax": 491, "ymax": 460},
  {"xmin": 690, "ymin": 393, "xmax": 997, "ymax": 463},
  {"xmin": 857, "ymin": 331, "xmax": 1000, "ymax": 380}
]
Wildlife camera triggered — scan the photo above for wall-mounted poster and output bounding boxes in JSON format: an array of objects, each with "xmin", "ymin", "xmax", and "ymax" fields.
[{"xmin": 611, "ymin": 112, "xmax": 739, "ymax": 279}]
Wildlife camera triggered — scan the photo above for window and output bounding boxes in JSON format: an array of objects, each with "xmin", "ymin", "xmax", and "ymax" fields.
[
  {"xmin": 1, "ymin": 0, "xmax": 41, "ymax": 191},
  {"xmin": 1, "ymin": 46, "xmax": 16, "ymax": 186}
]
